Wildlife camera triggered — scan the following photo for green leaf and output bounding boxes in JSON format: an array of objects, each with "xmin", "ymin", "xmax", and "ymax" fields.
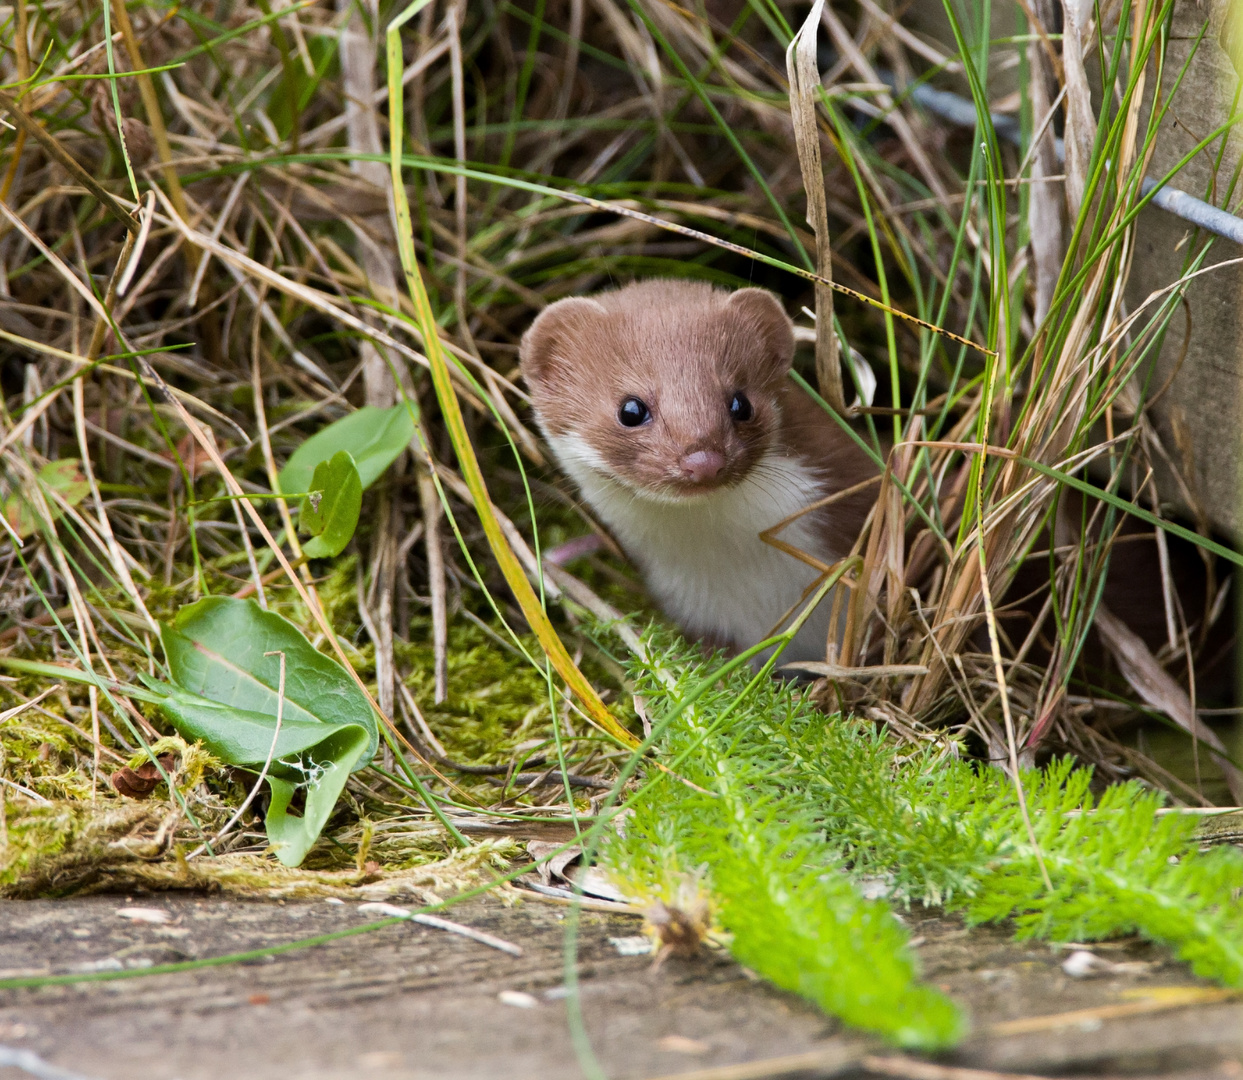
[
  {"xmin": 277, "ymin": 404, "xmax": 414, "ymax": 496},
  {"xmin": 161, "ymin": 596, "xmax": 379, "ymax": 768},
  {"xmin": 148, "ymin": 684, "xmax": 369, "ymax": 867},
  {"xmin": 143, "ymin": 596, "xmax": 380, "ymax": 866},
  {"xmin": 298, "ymin": 450, "xmax": 362, "ymax": 558},
  {"xmin": 146, "ymin": 683, "xmax": 366, "ymax": 776},
  {"xmin": 4, "ymin": 458, "xmax": 92, "ymax": 539}
]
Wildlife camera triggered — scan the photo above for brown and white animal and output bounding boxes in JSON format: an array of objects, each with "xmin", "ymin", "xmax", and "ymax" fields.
[{"xmin": 520, "ymin": 280, "xmax": 876, "ymax": 665}]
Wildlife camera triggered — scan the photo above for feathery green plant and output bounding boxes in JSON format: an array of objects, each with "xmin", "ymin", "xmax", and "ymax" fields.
[{"xmin": 605, "ymin": 628, "xmax": 1243, "ymax": 1045}]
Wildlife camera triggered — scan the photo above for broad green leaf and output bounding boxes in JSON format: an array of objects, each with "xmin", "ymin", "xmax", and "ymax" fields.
[
  {"xmin": 159, "ymin": 596, "xmax": 379, "ymax": 769},
  {"xmin": 4, "ymin": 459, "xmax": 92, "ymax": 538},
  {"xmin": 144, "ymin": 596, "xmax": 380, "ymax": 866},
  {"xmin": 277, "ymin": 404, "xmax": 414, "ymax": 496},
  {"xmin": 148, "ymin": 683, "xmax": 369, "ymax": 866},
  {"xmin": 139, "ymin": 682, "xmax": 361, "ymax": 769},
  {"xmin": 299, "ymin": 450, "xmax": 362, "ymax": 559}
]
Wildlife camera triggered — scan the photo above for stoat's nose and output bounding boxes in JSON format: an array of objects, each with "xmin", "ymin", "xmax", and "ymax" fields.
[{"xmin": 679, "ymin": 449, "xmax": 725, "ymax": 483}]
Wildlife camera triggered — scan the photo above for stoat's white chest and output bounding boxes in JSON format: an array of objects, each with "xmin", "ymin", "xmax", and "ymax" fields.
[{"xmin": 548, "ymin": 435, "xmax": 840, "ymax": 665}]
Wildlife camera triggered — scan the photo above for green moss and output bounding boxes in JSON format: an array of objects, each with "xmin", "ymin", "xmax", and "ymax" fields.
[
  {"xmin": 0, "ymin": 800, "xmax": 163, "ymax": 896},
  {"xmin": 398, "ymin": 621, "xmax": 556, "ymax": 762},
  {"xmin": 312, "ymin": 552, "xmax": 363, "ymax": 634},
  {"xmin": 119, "ymin": 735, "xmax": 224, "ymax": 800},
  {"xmin": 0, "ymin": 698, "xmax": 97, "ymax": 801},
  {"xmin": 1, "ymin": 801, "xmax": 79, "ymax": 890}
]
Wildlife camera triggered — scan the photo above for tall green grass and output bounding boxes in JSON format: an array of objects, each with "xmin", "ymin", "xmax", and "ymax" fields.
[{"xmin": 1, "ymin": 0, "xmax": 1240, "ymax": 1057}]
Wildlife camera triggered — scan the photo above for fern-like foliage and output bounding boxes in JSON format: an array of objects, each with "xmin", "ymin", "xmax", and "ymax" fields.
[
  {"xmin": 608, "ymin": 673, "xmax": 965, "ymax": 1048},
  {"xmin": 603, "ymin": 628, "xmax": 1243, "ymax": 1048}
]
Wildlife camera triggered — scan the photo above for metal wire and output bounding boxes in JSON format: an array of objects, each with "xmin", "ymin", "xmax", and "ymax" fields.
[{"xmin": 881, "ymin": 76, "xmax": 1243, "ymax": 245}]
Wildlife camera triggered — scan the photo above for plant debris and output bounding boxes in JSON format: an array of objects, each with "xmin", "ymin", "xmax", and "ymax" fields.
[{"xmin": 0, "ymin": 0, "xmax": 1240, "ymax": 1051}]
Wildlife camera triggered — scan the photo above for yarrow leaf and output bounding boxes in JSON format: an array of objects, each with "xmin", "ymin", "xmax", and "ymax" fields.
[{"xmin": 603, "ymin": 627, "xmax": 1243, "ymax": 1049}]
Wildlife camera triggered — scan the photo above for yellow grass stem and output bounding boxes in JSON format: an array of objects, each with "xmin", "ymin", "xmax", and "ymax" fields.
[
  {"xmin": 386, "ymin": 0, "xmax": 637, "ymax": 751},
  {"xmin": 109, "ymin": 0, "xmax": 189, "ymax": 233}
]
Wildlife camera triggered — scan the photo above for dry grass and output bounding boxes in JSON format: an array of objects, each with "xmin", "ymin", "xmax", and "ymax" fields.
[{"xmin": 0, "ymin": 0, "xmax": 1238, "ymax": 889}]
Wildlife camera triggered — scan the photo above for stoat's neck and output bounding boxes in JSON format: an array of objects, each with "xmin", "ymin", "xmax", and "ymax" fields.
[{"xmin": 546, "ymin": 432, "xmax": 840, "ymax": 663}]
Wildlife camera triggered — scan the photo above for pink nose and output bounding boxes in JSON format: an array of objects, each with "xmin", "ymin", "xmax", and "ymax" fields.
[{"xmin": 679, "ymin": 450, "xmax": 725, "ymax": 483}]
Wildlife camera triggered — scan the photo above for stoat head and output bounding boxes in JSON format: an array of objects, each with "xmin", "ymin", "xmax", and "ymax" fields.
[{"xmin": 519, "ymin": 280, "xmax": 795, "ymax": 501}]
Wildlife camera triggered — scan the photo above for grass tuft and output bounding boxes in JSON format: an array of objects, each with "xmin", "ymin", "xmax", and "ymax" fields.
[{"xmin": 0, "ymin": 0, "xmax": 1240, "ymax": 1046}]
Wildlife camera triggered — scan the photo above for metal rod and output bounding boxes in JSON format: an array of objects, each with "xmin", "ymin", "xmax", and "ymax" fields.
[{"xmin": 884, "ymin": 77, "xmax": 1243, "ymax": 246}]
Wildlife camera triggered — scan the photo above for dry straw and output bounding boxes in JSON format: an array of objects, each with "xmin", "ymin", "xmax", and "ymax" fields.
[{"xmin": 0, "ymin": 0, "xmax": 1238, "ymax": 885}]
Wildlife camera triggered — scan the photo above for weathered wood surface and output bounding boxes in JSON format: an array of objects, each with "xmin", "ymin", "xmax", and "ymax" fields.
[
  {"xmin": 1127, "ymin": 0, "xmax": 1243, "ymax": 541},
  {"xmin": 0, "ymin": 894, "xmax": 1240, "ymax": 1079}
]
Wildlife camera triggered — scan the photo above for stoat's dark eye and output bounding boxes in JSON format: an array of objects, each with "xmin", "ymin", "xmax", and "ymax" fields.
[
  {"xmin": 617, "ymin": 397, "xmax": 650, "ymax": 427},
  {"xmin": 729, "ymin": 392, "xmax": 753, "ymax": 422}
]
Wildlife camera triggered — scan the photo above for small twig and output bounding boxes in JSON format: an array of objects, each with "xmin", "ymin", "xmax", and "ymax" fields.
[
  {"xmin": 410, "ymin": 912, "xmax": 522, "ymax": 956},
  {"xmin": 485, "ymin": 771, "xmax": 611, "ymax": 790},
  {"xmin": 417, "ymin": 466, "xmax": 449, "ymax": 703},
  {"xmin": 0, "ymin": 774, "xmax": 52, "ymax": 803},
  {"xmin": 115, "ymin": 190, "xmax": 156, "ymax": 297},
  {"xmin": 435, "ymin": 754, "xmax": 548, "ymax": 775},
  {"xmin": 861, "ymin": 1056, "xmax": 1058, "ymax": 1080},
  {"xmin": 515, "ymin": 880, "xmax": 641, "ymax": 914},
  {"xmin": 396, "ymin": 679, "xmax": 448, "ymax": 758},
  {"xmin": 357, "ymin": 903, "xmax": 523, "ymax": 956}
]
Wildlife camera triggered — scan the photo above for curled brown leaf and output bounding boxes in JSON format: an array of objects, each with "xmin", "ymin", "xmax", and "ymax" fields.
[{"xmin": 111, "ymin": 752, "xmax": 177, "ymax": 800}]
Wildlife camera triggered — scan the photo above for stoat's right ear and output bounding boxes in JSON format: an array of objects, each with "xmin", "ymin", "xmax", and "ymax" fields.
[{"xmin": 519, "ymin": 297, "xmax": 608, "ymax": 385}]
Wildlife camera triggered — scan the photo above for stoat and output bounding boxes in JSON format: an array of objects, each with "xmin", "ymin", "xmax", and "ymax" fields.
[{"xmin": 520, "ymin": 279, "xmax": 876, "ymax": 665}]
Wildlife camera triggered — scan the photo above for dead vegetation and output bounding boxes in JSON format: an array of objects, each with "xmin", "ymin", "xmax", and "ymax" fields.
[{"xmin": 0, "ymin": 0, "xmax": 1239, "ymax": 899}]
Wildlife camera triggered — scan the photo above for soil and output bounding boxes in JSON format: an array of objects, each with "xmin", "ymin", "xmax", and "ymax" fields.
[{"xmin": 0, "ymin": 893, "xmax": 1240, "ymax": 1080}]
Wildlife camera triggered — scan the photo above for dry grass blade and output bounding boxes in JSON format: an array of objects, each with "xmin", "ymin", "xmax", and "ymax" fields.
[
  {"xmin": 1025, "ymin": 0, "xmax": 1064, "ymax": 325},
  {"xmin": 108, "ymin": 0, "xmax": 183, "ymax": 223},
  {"xmin": 432, "ymin": 179, "xmax": 999, "ymax": 358},
  {"xmin": 862, "ymin": 1058, "xmax": 1060, "ymax": 1080},
  {"xmin": 781, "ymin": 661, "xmax": 929, "ymax": 679},
  {"xmin": 987, "ymin": 988, "xmax": 1241, "ymax": 1035},
  {"xmin": 338, "ymin": 0, "xmax": 399, "ymax": 409},
  {"xmin": 1094, "ymin": 606, "xmax": 1243, "ymax": 802},
  {"xmin": 819, "ymin": 5, "xmax": 949, "ymax": 204},
  {"xmin": 786, "ymin": 0, "xmax": 843, "ymax": 414},
  {"xmin": 0, "ymin": 88, "xmax": 139, "ymax": 233},
  {"xmin": 1060, "ymin": 0, "xmax": 1098, "ymax": 217}
]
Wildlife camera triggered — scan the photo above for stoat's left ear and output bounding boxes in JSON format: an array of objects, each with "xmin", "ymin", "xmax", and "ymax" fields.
[{"xmin": 726, "ymin": 288, "xmax": 795, "ymax": 381}]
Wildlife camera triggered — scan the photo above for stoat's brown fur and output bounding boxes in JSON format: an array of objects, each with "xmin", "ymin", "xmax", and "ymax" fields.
[{"xmin": 520, "ymin": 280, "xmax": 876, "ymax": 664}]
